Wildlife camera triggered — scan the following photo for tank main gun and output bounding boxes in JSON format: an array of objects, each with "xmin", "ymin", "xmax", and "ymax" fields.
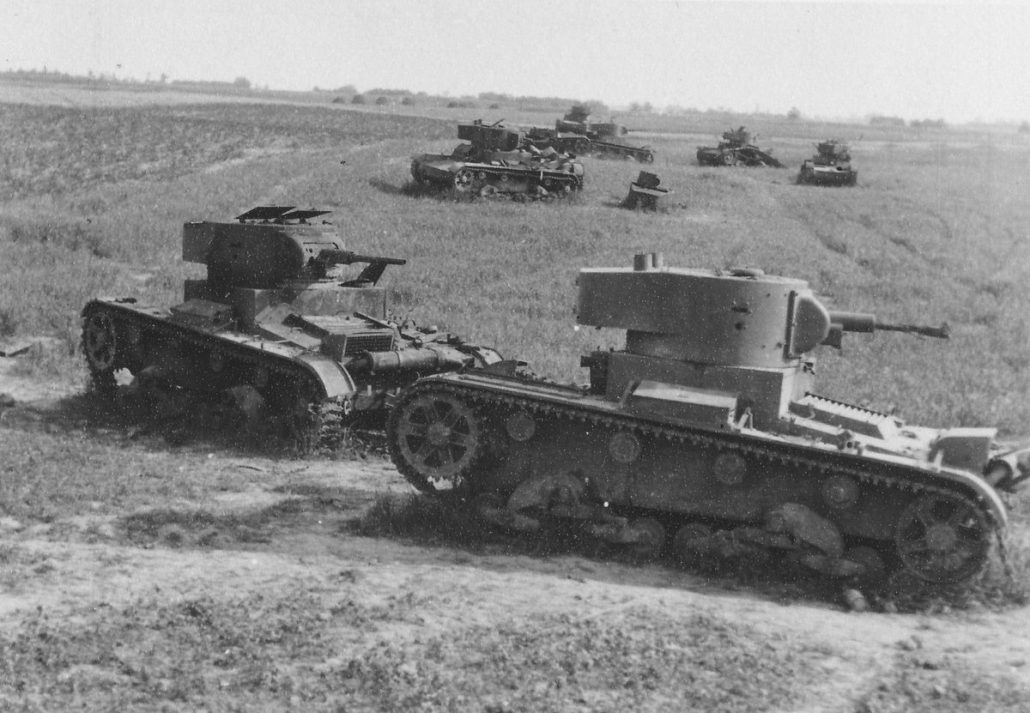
[
  {"xmin": 822, "ymin": 310, "xmax": 950, "ymax": 348},
  {"xmin": 311, "ymin": 249, "xmax": 406, "ymax": 285}
]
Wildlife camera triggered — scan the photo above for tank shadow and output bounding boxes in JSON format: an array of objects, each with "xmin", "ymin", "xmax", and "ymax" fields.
[
  {"xmin": 120, "ymin": 484, "xmax": 380, "ymax": 551},
  {"xmin": 366, "ymin": 177, "xmax": 406, "ymax": 196},
  {"xmin": 0, "ymin": 387, "xmax": 382, "ymax": 460}
]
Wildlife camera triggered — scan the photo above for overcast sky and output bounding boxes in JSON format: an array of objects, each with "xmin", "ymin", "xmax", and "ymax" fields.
[{"xmin": 5, "ymin": 0, "xmax": 1029, "ymax": 123}]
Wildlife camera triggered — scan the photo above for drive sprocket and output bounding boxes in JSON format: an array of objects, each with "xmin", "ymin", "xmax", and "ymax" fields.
[{"xmin": 387, "ymin": 385, "xmax": 483, "ymax": 494}]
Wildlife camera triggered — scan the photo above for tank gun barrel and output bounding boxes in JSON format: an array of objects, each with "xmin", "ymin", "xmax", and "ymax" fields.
[
  {"xmin": 823, "ymin": 310, "xmax": 949, "ymax": 348},
  {"xmin": 315, "ymin": 249, "xmax": 407, "ymax": 267},
  {"xmin": 312, "ymin": 249, "xmax": 407, "ymax": 286}
]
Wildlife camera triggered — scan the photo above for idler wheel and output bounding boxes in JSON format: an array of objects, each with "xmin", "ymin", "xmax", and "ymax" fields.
[
  {"xmin": 83, "ymin": 311, "xmax": 118, "ymax": 372},
  {"xmin": 388, "ymin": 389, "xmax": 482, "ymax": 494},
  {"xmin": 82, "ymin": 310, "xmax": 119, "ymax": 394},
  {"xmin": 894, "ymin": 493, "xmax": 991, "ymax": 583},
  {"xmin": 453, "ymin": 168, "xmax": 476, "ymax": 192}
]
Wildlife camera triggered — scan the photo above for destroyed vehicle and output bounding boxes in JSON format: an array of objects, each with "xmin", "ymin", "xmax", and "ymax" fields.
[
  {"xmin": 411, "ymin": 121, "xmax": 584, "ymax": 200},
  {"xmin": 82, "ymin": 206, "xmax": 501, "ymax": 438},
  {"xmin": 697, "ymin": 126, "xmax": 784, "ymax": 167}
]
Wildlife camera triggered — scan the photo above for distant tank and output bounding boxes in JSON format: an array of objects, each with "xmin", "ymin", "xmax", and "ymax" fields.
[
  {"xmin": 411, "ymin": 121, "xmax": 584, "ymax": 200},
  {"xmin": 553, "ymin": 106, "xmax": 654, "ymax": 163},
  {"xmin": 798, "ymin": 139, "xmax": 858, "ymax": 186},
  {"xmin": 81, "ymin": 206, "xmax": 501, "ymax": 438},
  {"xmin": 388, "ymin": 254, "xmax": 1028, "ymax": 586},
  {"xmin": 697, "ymin": 126, "xmax": 784, "ymax": 167}
]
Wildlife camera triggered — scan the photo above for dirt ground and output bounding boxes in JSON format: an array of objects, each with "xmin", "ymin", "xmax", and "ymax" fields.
[{"xmin": 2, "ymin": 359, "xmax": 1029, "ymax": 712}]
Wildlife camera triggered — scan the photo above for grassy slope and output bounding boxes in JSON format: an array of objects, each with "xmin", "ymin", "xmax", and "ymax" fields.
[{"xmin": 1, "ymin": 90, "xmax": 1029, "ymax": 428}]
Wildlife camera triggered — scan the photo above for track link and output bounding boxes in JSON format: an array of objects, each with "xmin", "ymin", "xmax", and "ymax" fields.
[{"xmin": 389, "ymin": 377, "xmax": 999, "ymax": 584}]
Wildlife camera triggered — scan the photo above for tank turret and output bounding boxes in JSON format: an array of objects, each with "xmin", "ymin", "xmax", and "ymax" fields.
[
  {"xmin": 81, "ymin": 206, "xmax": 501, "ymax": 438},
  {"xmin": 388, "ymin": 253, "xmax": 1028, "ymax": 589},
  {"xmin": 576, "ymin": 255, "xmax": 952, "ymax": 436}
]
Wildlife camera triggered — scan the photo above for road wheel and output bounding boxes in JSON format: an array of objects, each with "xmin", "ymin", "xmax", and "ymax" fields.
[
  {"xmin": 388, "ymin": 387, "xmax": 482, "ymax": 494},
  {"xmin": 894, "ymin": 493, "xmax": 991, "ymax": 583},
  {"xmin": 843, "ymin": 545, "xmax": 888, "ymax": 587},
  {"xmin": 672, "ymin": 523, "xmax": 712, "ymax": 564},
  {"xmin": 628, "ymin": 517, "xmax": 666, "ymax": 559}
]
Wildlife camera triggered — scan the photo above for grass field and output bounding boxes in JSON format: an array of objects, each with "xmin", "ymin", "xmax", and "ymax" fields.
[
  {"xmin": 2, "ymin": 84, "xmax": 1029, "ymax": 433},
  {"xmin": 2, "ymin": 79, "xmax": 1030, "ymax": 712}
]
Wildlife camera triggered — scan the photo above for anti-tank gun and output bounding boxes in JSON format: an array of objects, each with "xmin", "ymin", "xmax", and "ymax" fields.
[
  {"xmin": 81, "ymin": 205, "xmax": 501, "ymax": 439},
  {"xmin": 388, "ymin": 254, "xmax": 1028, "ymax": 589}
]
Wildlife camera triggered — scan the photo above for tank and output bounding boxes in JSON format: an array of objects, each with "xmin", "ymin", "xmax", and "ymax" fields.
[
  {"xmin": 798, "ymin": 139, "xmax": 858, "ymax": 186},
  {"xmin": 81, "ymin": 206, "xmax": 501, "ymax": 437},
  {"xmin": 553, "ymin": 106, "xmax": 654, "ymax": 163},
  {"xmin": 387, "ymin": 254, "xmax": 1029, "ymax": 586},
  {"xmin": 411, "ymin": 121, "xmax": 584, "ymax": 200},
  {"xmin": 697, "ymin": 126, "xmax": 785, "ymax": 168}
]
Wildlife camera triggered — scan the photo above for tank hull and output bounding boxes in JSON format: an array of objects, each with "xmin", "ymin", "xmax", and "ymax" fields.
[
  {"xmin": 798, "ymin": 160, "xmax": 858, "ymax": 186},
  {"xmin": 411, "ymin": 153, "xmax": 584, "ymax": 198},
  {"xmin": 388, "ymin": 371, "xmax": 1005, "ymax": 585},
  {"xmin": 696, "ymin": 145, "xmax": 784, "ymax": 168},
  {"xmin": 82, "ymin": 297, "xmax": 500, "ymax": 435}
]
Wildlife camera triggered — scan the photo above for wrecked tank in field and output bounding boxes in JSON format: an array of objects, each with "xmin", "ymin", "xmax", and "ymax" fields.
[
  {"xmin": 388, "ymin": 253, "xmax": 1029, "ymax": 586},
  {"xmin": 411, "ymin": 121, "xmax": 584, "ymax": 200},
  {"xmin": 697, "ymin": 126, "xmax": 784, "ymax": 167},
  {"xmin": 554, "ymin": 106, "xmax": 654, "ymax": 163},
  {"xmin": 81, "ymin": 206, "xmax": 501, "ymax": 437},
  {"xmin": 798, "ymin": 139, "xmax": 858, "ymax": 186}
]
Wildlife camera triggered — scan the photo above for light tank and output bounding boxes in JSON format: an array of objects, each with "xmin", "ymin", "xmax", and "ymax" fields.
[
  {"xmin": 697, "ymin": 126, "xmax": 784, "ymax": 168},
  {"xmin": 554, "ymin": 106, "xmax": 654, "ymax": 163},
  {"xmin": 387, "ymin": 253, "xmax": 1029, "ymax": 586},
  {"xmin": 411, "ymin": 121, "xmax": 584, "ymax": 200},
  {"xmin": 81, "ymin": 206, "xmax": 501, "ymax": 437},
  {"xmin": 797, "ymin": 139, "xmax": 858, "ymax": 186}
]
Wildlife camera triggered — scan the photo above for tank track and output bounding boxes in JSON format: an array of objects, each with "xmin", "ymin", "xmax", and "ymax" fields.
[
  {"xmin": 83, "ymin": 300, "xmax": 326, "ymax": 393},
  {"xmin": 389, "ymin": 377, "xmax": 1000, "ymax": 584},
  {"xmin": 453, "ymin": 164, "xmax": 582, "ymax": 197},
  {"xmin": 82, "ymin": 300, "xmax": 337, "ymax": 447}
]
